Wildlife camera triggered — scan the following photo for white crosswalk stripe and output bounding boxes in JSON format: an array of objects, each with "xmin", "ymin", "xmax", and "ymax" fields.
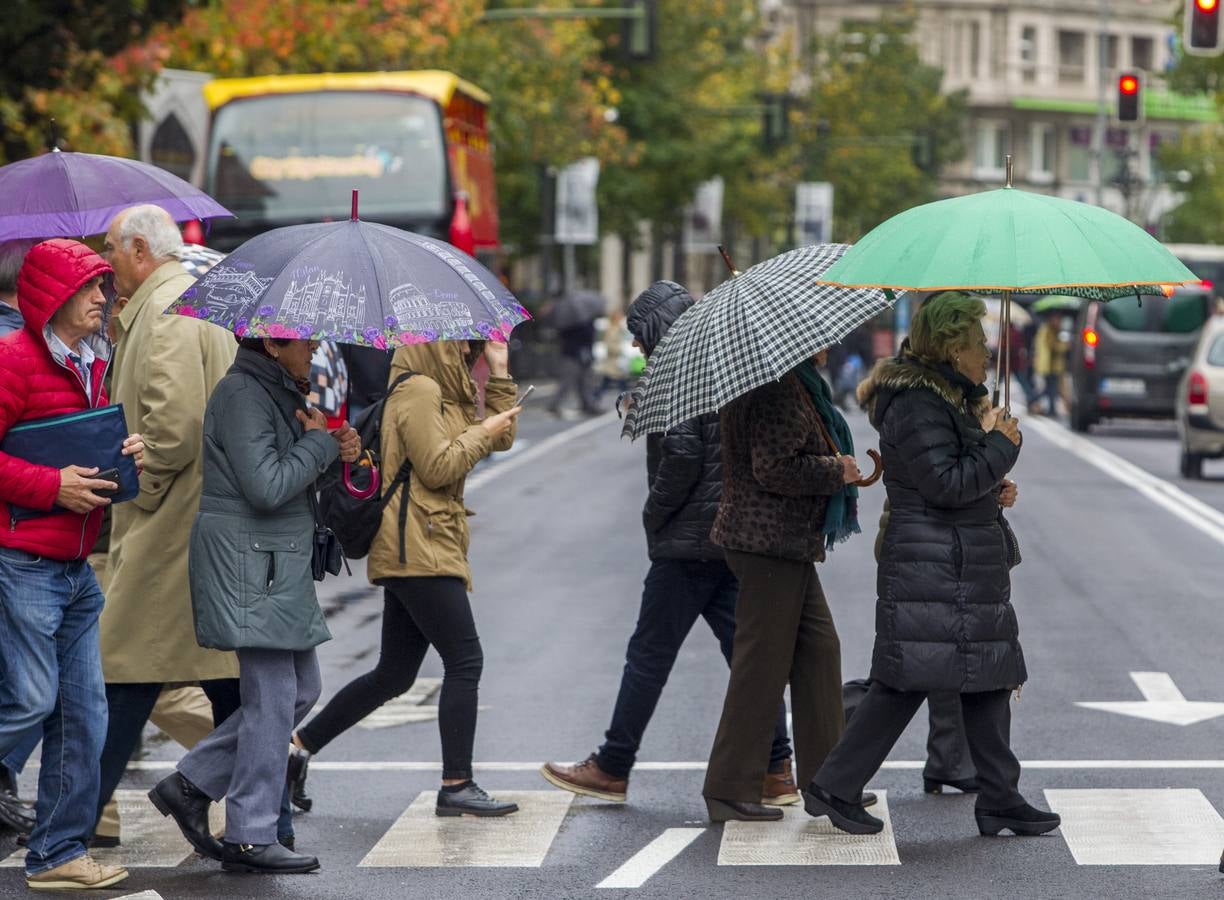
[
  {"xmin": 719, "ymin": 791, "xmax": 900, "ymax": 866},
  {"xmin": 1045, "ymin": 788, "xmax": 1224, "ymax": 866},
  {"xmin": 357, "ymin": 678, "xmax": 443, "ymax": 728},
  {"xmin": 358, "ymin": 791, "xmax": 572, "ymax": 868},
  {"xmin": 1, "ymin": 791, "xmax": 225, "ymax": 869}
]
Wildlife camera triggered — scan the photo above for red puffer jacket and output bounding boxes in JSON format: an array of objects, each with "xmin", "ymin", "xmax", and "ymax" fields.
[{"xmin": 0, "ymin": 239, "xmax": 113, "ymax": 560}]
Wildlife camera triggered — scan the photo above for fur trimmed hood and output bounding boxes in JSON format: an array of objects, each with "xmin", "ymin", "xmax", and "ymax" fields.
[{"xmin": 858, "ymin": 348, "xmax": 990, "ymax": 430}]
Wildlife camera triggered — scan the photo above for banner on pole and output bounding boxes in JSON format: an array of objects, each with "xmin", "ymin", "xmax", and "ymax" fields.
[
  {"xmin": 684, "ymin": 177, "xmax": 724, "ymax": 251},
  {"xmin": 795, "ymin": 182, "xmax": 834, "ymax": 245},
  {"xmin": 555, "ymin": 157, "xmax": 601, "ymax": 245}
]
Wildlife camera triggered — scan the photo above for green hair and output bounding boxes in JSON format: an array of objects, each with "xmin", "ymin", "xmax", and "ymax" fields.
[{"xmin": 909, "ymin": 291, "xmax": 987, "ymax": 364}]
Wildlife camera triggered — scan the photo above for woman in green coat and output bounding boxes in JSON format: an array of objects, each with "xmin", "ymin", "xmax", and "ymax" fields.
[{"xmin": 149, "ymin": 337, "xmax": 358, "ymax": 875}]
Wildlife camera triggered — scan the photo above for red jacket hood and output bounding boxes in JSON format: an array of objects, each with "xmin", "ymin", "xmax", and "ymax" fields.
[{"xmin": 16, "ymin": 239, "xmax": 112, "ymax": 335}]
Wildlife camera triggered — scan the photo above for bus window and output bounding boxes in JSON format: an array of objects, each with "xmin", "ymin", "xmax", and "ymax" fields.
[{"xmin": 207, "ymin": 92, "xmax": 448, "ymax": 226}]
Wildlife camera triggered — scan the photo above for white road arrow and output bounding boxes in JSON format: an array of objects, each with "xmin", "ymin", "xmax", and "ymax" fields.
[{"xmin": 1077, "ymin": 672, "xmax": 1224, "ymax": 726}]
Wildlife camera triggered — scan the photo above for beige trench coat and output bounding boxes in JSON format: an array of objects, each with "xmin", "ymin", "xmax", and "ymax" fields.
[{"xmin": 100, "ymin": 261, "xmax": 238, "ymax": 682}]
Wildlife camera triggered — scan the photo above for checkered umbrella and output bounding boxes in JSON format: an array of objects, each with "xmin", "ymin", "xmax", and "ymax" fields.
[{"xmin": 621, "ymin": 243, "xmax": 893, "ymax": 439}]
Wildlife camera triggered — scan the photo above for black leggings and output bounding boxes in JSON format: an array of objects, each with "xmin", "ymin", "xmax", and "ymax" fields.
[{"xmin": 297, "ymin": 576, "xmax": 484, "ymax": 781}]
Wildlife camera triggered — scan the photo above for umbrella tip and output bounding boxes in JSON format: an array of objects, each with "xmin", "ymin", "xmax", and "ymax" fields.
[{"xmin": 351, "ymin": 189, "xmax": 359, "ymax": 221}]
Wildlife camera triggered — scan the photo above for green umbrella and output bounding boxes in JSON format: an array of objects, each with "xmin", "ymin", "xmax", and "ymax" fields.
[
  {"xmin": 817, "ymin": 161, "xmax": 1195, "ymax": 408},
  {"xmin": 1030, "ymin": 294, "xmax": 1085, "ymax": 314}
]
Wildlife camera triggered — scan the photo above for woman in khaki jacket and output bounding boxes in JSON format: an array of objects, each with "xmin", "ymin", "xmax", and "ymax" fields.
[{"xmin": 290, "ymin": 339, "xmax": 520, "ymax": 816}]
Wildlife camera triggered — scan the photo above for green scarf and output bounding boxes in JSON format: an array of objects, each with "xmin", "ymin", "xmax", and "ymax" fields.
[{"xmin": 796, "ymin": 361, "xmax": 861, "ymax": 550}]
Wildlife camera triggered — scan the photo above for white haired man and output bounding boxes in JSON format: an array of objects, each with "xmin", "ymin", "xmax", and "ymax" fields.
[{"xmin": 94, "ymin": 205, "xmax": 239, "ymax": 845}]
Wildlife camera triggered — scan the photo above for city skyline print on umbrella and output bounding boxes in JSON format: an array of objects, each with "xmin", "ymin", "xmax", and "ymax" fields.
[{"xmin": 167, "ymin": 191, "xmax": 530, "ymax": 348}]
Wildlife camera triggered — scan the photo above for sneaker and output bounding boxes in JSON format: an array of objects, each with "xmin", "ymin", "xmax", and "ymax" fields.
[
  {"xmin": 26, "ymin": 856, "xmax": 128, "ymax": 890},
  {"xmin": 761, "ymin": 759, "xmax": 801, "ymax": 806},
  {"xmin": 540, "ymin": 755, "xmax": 628, "ymax": 803}
]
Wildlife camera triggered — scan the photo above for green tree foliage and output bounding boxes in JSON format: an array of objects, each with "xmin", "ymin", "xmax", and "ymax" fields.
[
  {"xmin": 0, "ymin": 0, "xmax": 188, "ymax": 162},
  {"xmin": 798, "ymin": 17, "xmax": 968, "ymax": 242}
]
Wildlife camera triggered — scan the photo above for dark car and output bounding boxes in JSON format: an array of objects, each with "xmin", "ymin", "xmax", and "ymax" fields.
[{"xmin": 1068, "ymin": 286, "xmax": 1215, "ymax": 432}]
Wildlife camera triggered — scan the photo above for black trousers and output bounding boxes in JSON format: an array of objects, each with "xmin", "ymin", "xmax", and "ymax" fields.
[
  {"xmin": 703, "ymin": 551, "xmax": 843, "ymax": 802},
  {"xmin": 843, "ymin": 681, "xmax": 976, "ymax": 783},
  {"xmin": 814, "ymin": 682, "xmax": 1024, "ymax": 811},
  {"xmin": 595, "ymin": 559, "xmax": 791, "ymax": 780},
  {"xmin": 297, "ymin": 577, "xmax": 483, "ymax": 781}
]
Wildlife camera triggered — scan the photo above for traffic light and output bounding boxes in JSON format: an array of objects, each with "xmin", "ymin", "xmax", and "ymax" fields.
[
  {"xmin": 760, "ymin": 94, "xmax": 791, "ymax": 150},
  {"xmin": 622, "ymin": 0, "xmax": 657, "ymax": 61},
  {"xmin": 1185, "ymin": 0, "xmax": 1223, "ymax": 56},
  {"xmin": 1116, "ymin": 71, "xmax": 1143, "ymax": 124}
]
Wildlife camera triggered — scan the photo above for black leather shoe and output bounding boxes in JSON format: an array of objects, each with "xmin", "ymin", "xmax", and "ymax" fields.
[
  {"xmin": 925, "ymin": 776, "xmax": 981, "ymax": 794},
  {"xmin": 222, "ymin": 841, "xmax": 319, "ymax": 874},
  {"xmin": 803, "ymin": 784, "xmax": 884, "ymax": 835},
  {"xmin": 705, "ymin": 798, "xmax": 784, "ymax": 822},
  {"xmin": 287, "ymin": 746, "xmax": 313, "ymax": 813},
  {"xmin": 148, "ymin": 772, "xmax": 223, "ymax": 860},
  {"xmin": 0, "ymin": 787, "xmax": 35, "ymax": 835},
  {"xmin": 435, "ymin": 782, "xmax": 519, "ymax": 817},
  {"xmin": 89, "ymin": 835, "xmax": 121, "ymax": 849},
  {"xmin": 976, "ymin": 803, "xmax": 1061, "ymax": 836},
  {"xmin": 279, "ymin": 835, "xmax": 295, "ymax": 851},
  {"xmin": 862, "ymin": 791, "xmax": 878, "ymax": 808}
]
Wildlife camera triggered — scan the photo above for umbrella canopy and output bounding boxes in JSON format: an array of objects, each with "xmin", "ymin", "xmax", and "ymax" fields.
[
  {"xmin": 0, "ymin": 150, "xmax": 231, "ymax": 241},
  {"xmin": 817, "ymin": 187, "xmax": 1196, "ymax": 297},
  {"xmin": 168, "ymin": 217, "xmax": 530, "ymax": 349},
  {"xmin": 622, "ymin": 243, "xmax": 892, "ymax": 440}
]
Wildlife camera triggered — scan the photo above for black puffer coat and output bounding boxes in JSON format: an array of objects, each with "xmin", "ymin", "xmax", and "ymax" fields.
[
  {"xmin": 628, "ymin": 281, "xmax": 723, "ymax": 562},
  {"xmin": 860, "ymin": 353, "xmax": 1026, "ymax": 693}
]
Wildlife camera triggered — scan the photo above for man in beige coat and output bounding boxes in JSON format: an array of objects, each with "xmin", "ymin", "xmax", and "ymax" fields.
[{"xmin": 94, "ymin": 205, "xmax": 239, "ymax": 834}]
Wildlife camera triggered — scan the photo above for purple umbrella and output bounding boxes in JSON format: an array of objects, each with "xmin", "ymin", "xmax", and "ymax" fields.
[
  {"xmin": 167, "ymin": 198, "xmax": 530, "ymax": 349},
  {"xmin": 0, "ymin": 149, "xmax": 231, "ymax": 240}
]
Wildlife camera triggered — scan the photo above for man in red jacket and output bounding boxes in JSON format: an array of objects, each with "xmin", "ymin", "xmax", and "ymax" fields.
[{"xmin": 0, "ymin": 239, "xmax": 143, "ymax": 891}]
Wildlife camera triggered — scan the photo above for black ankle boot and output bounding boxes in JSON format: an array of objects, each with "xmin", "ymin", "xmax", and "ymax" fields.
[
  {"xmin": 222, "ymin": 841, "xmax": 319, "ymax": 874},
  {"xmin": 287, "ymin": 745, "xmax": 313, "ymax": 812},
  {"xmin": 435, "ymin": 782, "xmax": 519, "ymax": 817},
  {"xmin": 802, "ymin": 784, "xmax": 884, "ymax": 835},
  {"xmin": 148, "ymin": 772, "xmax": 223, "ymax": 860},
  {"xmin": 976, "ymin": 802, "xmax": 1061, "ymax": 836}
]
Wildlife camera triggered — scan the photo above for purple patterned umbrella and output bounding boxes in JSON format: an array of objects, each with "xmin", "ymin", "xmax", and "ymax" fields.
[
  {"xmin": 167, "ymin": 206, "xmax": 530, "ymax": 349},
  {"xmin": 0, "ymin": 150, "xmax": 231, "ymax": 240}
]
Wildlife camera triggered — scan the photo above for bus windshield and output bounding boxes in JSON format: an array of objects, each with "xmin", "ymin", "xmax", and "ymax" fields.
[{"xmin": 207, "ymin": 91, "xmax": 448, "ymax": 225}]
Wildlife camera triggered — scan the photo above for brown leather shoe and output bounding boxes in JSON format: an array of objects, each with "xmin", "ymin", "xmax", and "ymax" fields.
[
  {"xmin": 27, "ymin": 855, "xmax": 128, "ymax": 890},
  {"xmin": 540, "ymin": 754, "xmax": 627, "ymax": 802},
  {"xmin": 762, "ymin": 758, "xmax": 801, "ymax": 806}
]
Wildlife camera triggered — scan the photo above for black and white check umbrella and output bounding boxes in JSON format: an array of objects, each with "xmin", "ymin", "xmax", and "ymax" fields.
[{"xmin": 622, "ymin": 243, "xmax": 893, "ymax": 439}]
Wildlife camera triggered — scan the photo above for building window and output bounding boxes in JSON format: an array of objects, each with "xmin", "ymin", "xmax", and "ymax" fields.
[
  {"xmin": 1030, "ymin": 123, "xmax": 1057, "ymax": 182},
  {"xmin": 1020, "ymin": 25, "xmax": 1038, "ymax": 83},
  {"xmin": 1131, "ymin": 35, "xmax": 1154, "ymax": 71},
  {"xmin": 1102, "ymin": 34, "xmax": 1119, "ymax": 73},
  {"xmin": 969, "ymin": 21, "xmax": 982, "ymax": 78},
  {"xmin": 1058, "ymin": 30, "xmax": 1086, "ymax": 83},
  {"xmin": 974, "ymin": 121, "xmax": 1012, "ymax": 179}
]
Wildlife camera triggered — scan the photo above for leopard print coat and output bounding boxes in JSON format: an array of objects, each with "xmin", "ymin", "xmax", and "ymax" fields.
[{"xmin": 710, "ymin": 372, "xmax": 845, "ymax": 562}]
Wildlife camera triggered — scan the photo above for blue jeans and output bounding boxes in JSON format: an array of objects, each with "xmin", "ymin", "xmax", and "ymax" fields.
[
  {"xmin": 1, "ymin": 725, "xmax": 41, "ymax": 774},
  {"xmin": 0, "ymin": 548, "xmax": 107, "ymax": 875},
  {"xmin": 597, "ymin": 559, "xmax": 792, "ymax": 779}
]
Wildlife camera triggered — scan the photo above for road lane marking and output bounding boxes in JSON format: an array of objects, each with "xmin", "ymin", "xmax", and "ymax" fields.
[
  {"xmin": 596, "ymin": 828, "xmax": 704, "ymax": 889},
  {"xmin": 1024, "ymin": 417, "xmax": 1224, "ymax": 547},
  {"xmin": 358, "ymin": 790, "xmax": 572, "ymax": 867},
  {"xmin": 1, "ymin": 791, "xmax": 224, "ymax": 869},
  {"xmin": 718, "ymin": 792, "xmax": 900, "ymax": 866},
  {"xmin": 1077, "ymin": 672, "xmax": 1224, "ymax": 726},
  {"xmin": 466, "ymin": 410, "xmax": 618, "ymax": 492},
  {"xmin": 1046, "ymin": 788, "xmax": 1224, "ymax": 865},
  {"xmin": 357, "ymin": 678, "xmax": 443, "ymax": 728},
  {"xmin": 114, "ymin": 893, "xmax": 165, "ymax": 899}
]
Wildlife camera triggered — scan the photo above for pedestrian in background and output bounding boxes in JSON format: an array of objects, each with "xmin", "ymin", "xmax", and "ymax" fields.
[
  {"xmin": 804, "ymin": 292, "xmax": 1060, "ymax": 839},
  {"xmin": 548, "ymin": 289, "xmax": 602, "ymax": 418},
  {"xmin": 702, "ymin": 348, "xmax": 863, "ymax": 823},
  {"xmin": 0, "ymin": 239, "xmax": 144, "ymax": 890},
  {"xmin": 149, "ymin": 335, "xmax": 359, "ymax": 875},
  {"xmin": 1032, "ymin": 314, "xmax": 1068, "ymax": 416},
  {"xmin": 94, "ymin": 204, "xmax": 240, "ymax": 841},
  {"xmin": 541, "ymin": 282, "xmax": 796, "ymax": 807},
  {"xmin": 291, "ymin": 340, "xmax": 521, "ymax": 818}
]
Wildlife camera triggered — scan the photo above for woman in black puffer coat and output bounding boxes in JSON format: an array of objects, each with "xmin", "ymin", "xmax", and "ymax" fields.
[{"xmin": 805, "ymin": 292, "xmax": 1061, "ymax": 840}]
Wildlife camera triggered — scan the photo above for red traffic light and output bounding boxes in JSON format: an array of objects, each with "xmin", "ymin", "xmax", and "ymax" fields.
[
  {"xmin": 1196, "ymin": 0, "xmax": 1218, "ymax": 12},
  {"xmin": 1119, "ymin": 75, "xmax": 1139, "ymax": 94}
]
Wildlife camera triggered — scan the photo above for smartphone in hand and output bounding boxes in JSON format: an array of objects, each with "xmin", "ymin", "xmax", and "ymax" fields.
[
  {"xmin": 94, "ymin": 467, "xmax": 121, "ymax": 494},
  {"xmin": 514, "ymin": 384, "xmax": 536, "ymax": 408}
]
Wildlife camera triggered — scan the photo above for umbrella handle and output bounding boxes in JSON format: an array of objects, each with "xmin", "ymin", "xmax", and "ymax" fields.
[
  {"xmin": 854, "ymin": 448, "xmax": 883, "ymax": 488},
  {"xmin": 344, "ymin": 460, "xmax": 381, "ymax": 500}
]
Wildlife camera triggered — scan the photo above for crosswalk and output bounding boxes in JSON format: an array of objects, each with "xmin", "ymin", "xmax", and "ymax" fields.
[{"xmin": 7, "ymin": 786, "xmax": 1224, "ymax": 882}]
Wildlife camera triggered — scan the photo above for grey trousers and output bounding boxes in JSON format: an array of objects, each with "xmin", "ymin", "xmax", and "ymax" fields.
[{"xmin": 178, "ymin": 648, "xmax": 321, "ymax": 844}]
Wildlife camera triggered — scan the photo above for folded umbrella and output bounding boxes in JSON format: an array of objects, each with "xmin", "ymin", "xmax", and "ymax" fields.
[
  {"xmin": 622, "ymin": 243, "xmax": 893, "ymax": 442},
  {"xmin": 0, "ymin": 149, "xmax": 231, "ymax": 240}
]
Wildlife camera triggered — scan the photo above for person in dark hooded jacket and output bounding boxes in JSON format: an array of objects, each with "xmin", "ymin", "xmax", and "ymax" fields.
[
  {"xmin": 804, "ymin": 292, "xmax": 1060, "ymax": 840},
  {"xmin": 541, "ymin": 281, "xmax": 795, "ymax": 806}
]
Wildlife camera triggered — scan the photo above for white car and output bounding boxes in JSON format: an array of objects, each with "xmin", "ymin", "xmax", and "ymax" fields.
[{"xmin": 1176, "ymin": 312, "xmax": 1224, "ymax": 479}]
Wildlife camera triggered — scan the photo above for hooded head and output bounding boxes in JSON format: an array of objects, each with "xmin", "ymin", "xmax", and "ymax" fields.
[
  {"xmin": 626, "ymin": 280, "xmax": 695, "ymax": 357},
  {"xmin": 388, "ymin": 340, "xmax": 477, "ymax": 413},
  {"xmin": 16, "ymin": 239, "xmax": 112, "ymax": 337}
]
